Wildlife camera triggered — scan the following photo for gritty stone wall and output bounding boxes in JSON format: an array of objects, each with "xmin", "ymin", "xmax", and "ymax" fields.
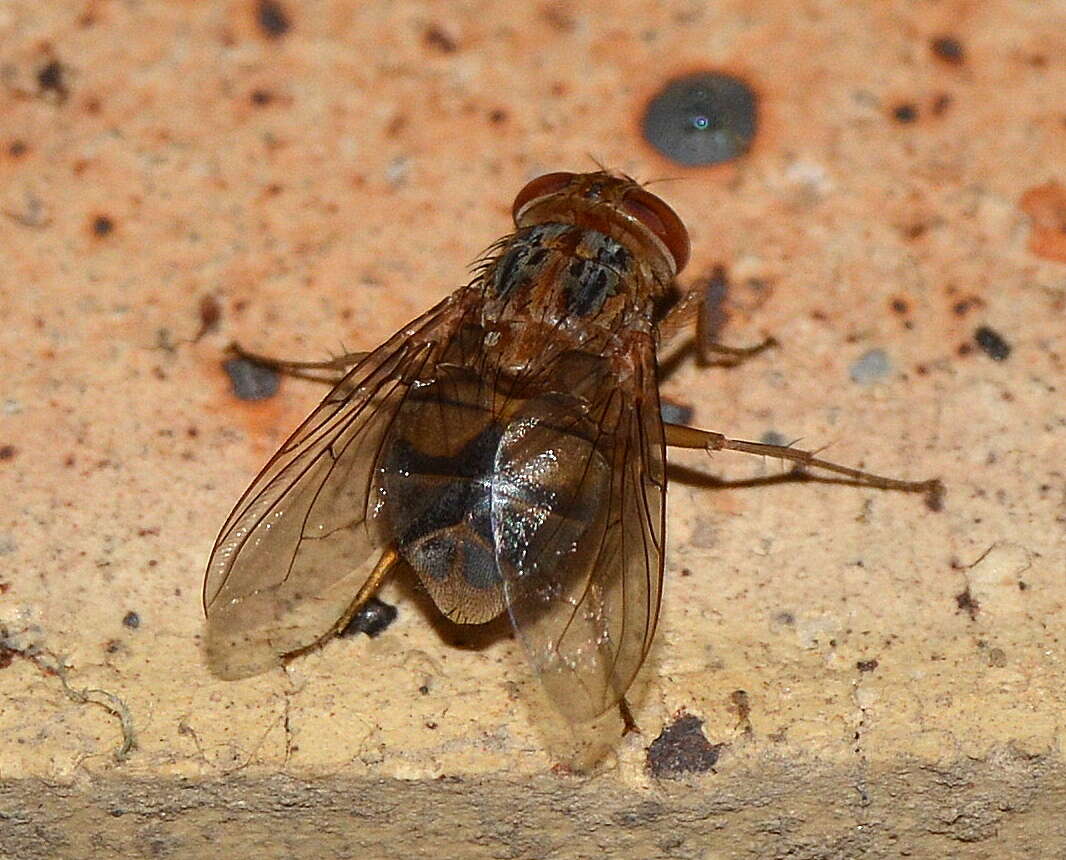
[{"xmin": 1, "ymin": 1, "xmax": 1063, "ymax": 856}]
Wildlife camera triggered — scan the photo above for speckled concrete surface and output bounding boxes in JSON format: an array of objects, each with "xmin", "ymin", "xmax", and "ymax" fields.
[{"xmin": 1, "ymin": 1, "xmax": 1064, "ymax": 857}]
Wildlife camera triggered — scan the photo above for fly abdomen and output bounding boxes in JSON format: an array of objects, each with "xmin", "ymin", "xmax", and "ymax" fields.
[{"xmin": 379, "ymin": 367, "xmax": 611, "ymax": 624}]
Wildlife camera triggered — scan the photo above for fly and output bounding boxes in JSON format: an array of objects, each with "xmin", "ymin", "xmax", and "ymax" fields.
[{"xmin": 203, "ymin": 171, "xmax": 941, "ymax": 728}]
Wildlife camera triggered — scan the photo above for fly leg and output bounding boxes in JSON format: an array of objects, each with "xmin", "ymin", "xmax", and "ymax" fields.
[
  {"xmin": 664, "ymin": 423, "xmax": 944, "ymax": 508},
  {"xmin": 659, "ymin": 269, "xmax": 776, "ymax": 367},
  {"xmin": 331, "ymin": 548, "xmax": 400, "ymax": 636},
  {"xmin": 693, "ymin": 267, "xmax": 776, "ymax": 366},
  {"xmin": 278, "ymin": 549, "xmax": 401, "ymax": 666},
  {"xmin": 227, "ymin": 341, "xmax": 369, "ymax": 385}
]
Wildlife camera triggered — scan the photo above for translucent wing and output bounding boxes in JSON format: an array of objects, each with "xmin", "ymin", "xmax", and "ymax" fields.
[
  {"xmin": 497, "ymin": 342, "xmax": 667, "ymax": 721},
  {"xmin": 203, "ymin": 295, "xmax": 467, "ymax": 679}
]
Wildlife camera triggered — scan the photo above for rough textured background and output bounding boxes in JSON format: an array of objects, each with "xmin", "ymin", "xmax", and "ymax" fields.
[{"xmin": 1, "ymin": 1, "xmax": 1064, "ymax": 857}]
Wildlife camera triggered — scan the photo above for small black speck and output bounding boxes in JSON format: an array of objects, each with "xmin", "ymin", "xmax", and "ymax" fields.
[
  {"xmin": 37, "ymin": 60, "xmax": 69, "ymax": 102},
  {"xmin": 122, "ymin": 611, "xmax": 140, "ymax": 629},
  {"xmin": 224, "ymin": 357, "xmax": 280, "ymax": 401},
  {"xmin": 256, "ymin": 0, "xmax": 290, "ymax": 38},
  {"xmin": 418, "ymin": 684, "xmax": 430, "ymax": 695},
  {"xmin": 0, "ymin": 445, "xmax": 16, "ymax": 461},
  {"xmin": 250, "ymin": 89, "xmax": 274, "ymax": 106},
  {"xmin": 8, "ymin": 140, "xmax": 28, "ymax": 158},
  {"xmin": 956, "ymin": 587, "xmax": 979, "ymax": 620},
  {"xmin": 339, "ymin": 597, "xmax": 397, "ymax": 638},
  {"xmin": 198, "ymin": 295, "xmax": 221, "ymax": 336},
  {"xmin": 931, "ymin": 36, "xmax": 965, "ymax": 65},
  {"xmin": 92, "ymin": 215, "xmax": 114, "ymax": 236},
  {"xmin": 931, "ymin": 93, "xmax": 953, "ymax": 116},
  {"xmin": 856, "ymin": 659, "xmax": 879, "ymax": 673},
  {"xmin": 892, "ymin": 103, "xmax": 918, "ymax": 123},
  {"xmin": 642, "ymin": 72, "xmax": 758, "ymax": 166},
  {"xmin": 423, "ymin": 24, "xmax": 458, "ymax": 53},
  {"xmin": 646, "ymin": 714, "xmax": 723, "ymax": 778},
  {"xmin": 974, "ymin": 326, "xmax": 1011, "ymax": 361}
]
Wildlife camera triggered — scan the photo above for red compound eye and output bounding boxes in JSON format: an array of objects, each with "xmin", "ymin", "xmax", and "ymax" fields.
[
  {"xmin": 619, "ymin": 186, "xmax": 690, "ymax": 274},
  {"xmin": 511, "ymin": 172, "xmax": 690, "ymax": 274},
  {"xmin": 511, "ymin": 172, "xmax": 577, "ymax": 223}
]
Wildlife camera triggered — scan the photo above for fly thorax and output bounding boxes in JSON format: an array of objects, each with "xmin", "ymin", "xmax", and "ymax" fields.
[{"xmin": 484, "ymin": 223, "xmax": 656, "ymax": 330}]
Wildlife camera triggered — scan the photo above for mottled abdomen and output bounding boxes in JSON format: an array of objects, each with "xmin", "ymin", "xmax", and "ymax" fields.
[{"xmin": 378, "ymin": 364, "xmax": 611, "ymax": 624}]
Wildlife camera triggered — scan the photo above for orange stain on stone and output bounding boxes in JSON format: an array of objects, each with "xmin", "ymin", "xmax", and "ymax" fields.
[{"xmin": 1020, "ymin": 181, "xmax": 1066, "ymax": 263}]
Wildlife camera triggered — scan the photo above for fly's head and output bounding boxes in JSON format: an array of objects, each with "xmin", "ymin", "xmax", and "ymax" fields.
[{"xmin": 511, "ymin": 171, "xmax": 690, "ymax": 292}]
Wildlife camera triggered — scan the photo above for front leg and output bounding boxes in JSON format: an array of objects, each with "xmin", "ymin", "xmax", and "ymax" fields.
[{"xmin": 658, "ymin": 269, "xmax": 776, "ymax": 367}]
